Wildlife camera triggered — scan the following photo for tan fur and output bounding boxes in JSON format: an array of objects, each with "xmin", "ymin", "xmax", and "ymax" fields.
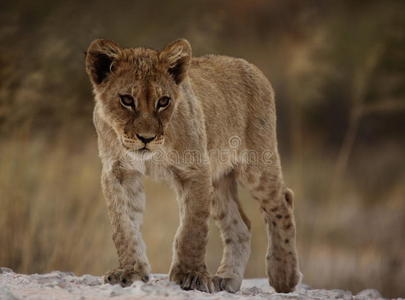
[{"xmin": 85, "ymin": 38, "xmax": 301, "ymax": 293}]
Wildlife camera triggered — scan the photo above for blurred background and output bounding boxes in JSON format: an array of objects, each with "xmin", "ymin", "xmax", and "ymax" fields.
[{"xmin": 0, "ymin": 0, "xmax": 404, "ymax": 297}]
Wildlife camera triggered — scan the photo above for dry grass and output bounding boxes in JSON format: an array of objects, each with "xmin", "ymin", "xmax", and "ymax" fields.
[{"xmin": 0, "ymin": 130, "xmax": 403, "ymax": 297}]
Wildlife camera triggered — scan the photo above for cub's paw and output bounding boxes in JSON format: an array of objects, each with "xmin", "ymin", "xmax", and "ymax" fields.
[
  {"xmin": 266, "ymin": 254, "xmax": 301, "ymax": 293},
  {"xmin": 104, "ymin": 268, "xmax": 149, "ymax": 287},
  {"xmin": 169, "ymin": 266, "xmax": 214, "ymax": 293},
  {"xmin": 212, "ymin": 275, "xmax": 242, "ymax": 293}
]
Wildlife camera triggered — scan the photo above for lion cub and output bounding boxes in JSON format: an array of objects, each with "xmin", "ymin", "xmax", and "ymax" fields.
[{"xmin": 85, "ymin": 39, "xmax": 300, "ymax": 293}]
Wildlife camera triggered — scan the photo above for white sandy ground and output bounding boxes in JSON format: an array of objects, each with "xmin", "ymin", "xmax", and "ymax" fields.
[{"xmin": 0, "ymin": 267, "xmax": 398, "ymax": 300}]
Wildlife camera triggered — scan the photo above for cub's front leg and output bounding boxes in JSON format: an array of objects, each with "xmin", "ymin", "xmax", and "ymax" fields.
[
  {"xmin": 101, "ymin": 161, "xmax": 151, "ymax": 287},
  {"xmin": 169, "ymin": 166, "xmax": 214, "ymax": 293}
]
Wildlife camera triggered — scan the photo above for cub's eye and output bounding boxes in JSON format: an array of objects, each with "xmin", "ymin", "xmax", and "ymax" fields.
[
  {"xmin": 157, "ymin": 96, "xmax": 171, "ymax": 110},
  {"xmin": 119, "ymin": 94, "xmax": 135, "ymax": 108}
]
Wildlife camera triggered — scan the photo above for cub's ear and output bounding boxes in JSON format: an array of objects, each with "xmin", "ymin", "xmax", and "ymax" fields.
[
  {"xmin": 85, "ymin": 39, "xmax": 121, "ymax": 86},
  {"xmin": 159, "ymin": 39, "xmax": 192, "ymax": 84}
]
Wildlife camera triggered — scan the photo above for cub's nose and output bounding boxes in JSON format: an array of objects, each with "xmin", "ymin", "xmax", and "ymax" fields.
[{"xmin": 136, "ymin": 133, "xmax": 156, "ymax": 144}]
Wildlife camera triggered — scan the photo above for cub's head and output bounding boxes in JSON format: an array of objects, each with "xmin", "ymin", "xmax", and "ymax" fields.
[{"xmin": 85, "ymin": 38, "xmax": 191, "ymax": 158}]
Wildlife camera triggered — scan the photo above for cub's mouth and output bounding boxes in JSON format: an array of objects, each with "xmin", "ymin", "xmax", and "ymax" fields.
[
  {"xmin": 121, "ymin": 139, "xmax": 155, "ymax": 155},
  {"xmin": 122, "ymin": 143, "xmax": 151, "ymax": 152},
  {"xmin": 120, "ymin": 135, "xmax": 163, "ymax": 156},
  {"xmin": 136, "ymin": 146, "xmax": 151, "ymax": 153}
]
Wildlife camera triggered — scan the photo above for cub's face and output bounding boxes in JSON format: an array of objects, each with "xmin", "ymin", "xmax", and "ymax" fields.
[{"xmin": 85, "ymin": 39, "xmax": 192, "ymax": 158}]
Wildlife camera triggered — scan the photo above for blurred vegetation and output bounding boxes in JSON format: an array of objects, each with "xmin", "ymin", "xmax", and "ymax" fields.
[{"xmin": 0, "ymin": 0, "xmax": 404, "ymax": 297}]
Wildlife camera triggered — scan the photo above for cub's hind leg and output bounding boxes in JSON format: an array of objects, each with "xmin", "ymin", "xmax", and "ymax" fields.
[
  {"xmin": 240, "ymin": 163, "xmax": 301, "ymax": 293},
  {"xmin": 211, "ymin": 171, "xmax": 251, "ymax": 293}
]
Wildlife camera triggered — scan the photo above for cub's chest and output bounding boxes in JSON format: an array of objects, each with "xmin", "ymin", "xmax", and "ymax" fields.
[{"xmin": 119, "ymin": 152, "xmax": 173, "ymax": 182}]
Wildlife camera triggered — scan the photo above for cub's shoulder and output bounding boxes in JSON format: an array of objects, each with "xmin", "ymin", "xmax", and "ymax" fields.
[
  {"xmin": 191, "ymin": 54, "xmax": 251, "ymax": 71},
  {"xmin": 190, "ymin": 54, "xmax": 265, "ymax": 81},
  {"xmin": 189, "ymin": 55, "xmax": 270, "ymax": 96}
]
